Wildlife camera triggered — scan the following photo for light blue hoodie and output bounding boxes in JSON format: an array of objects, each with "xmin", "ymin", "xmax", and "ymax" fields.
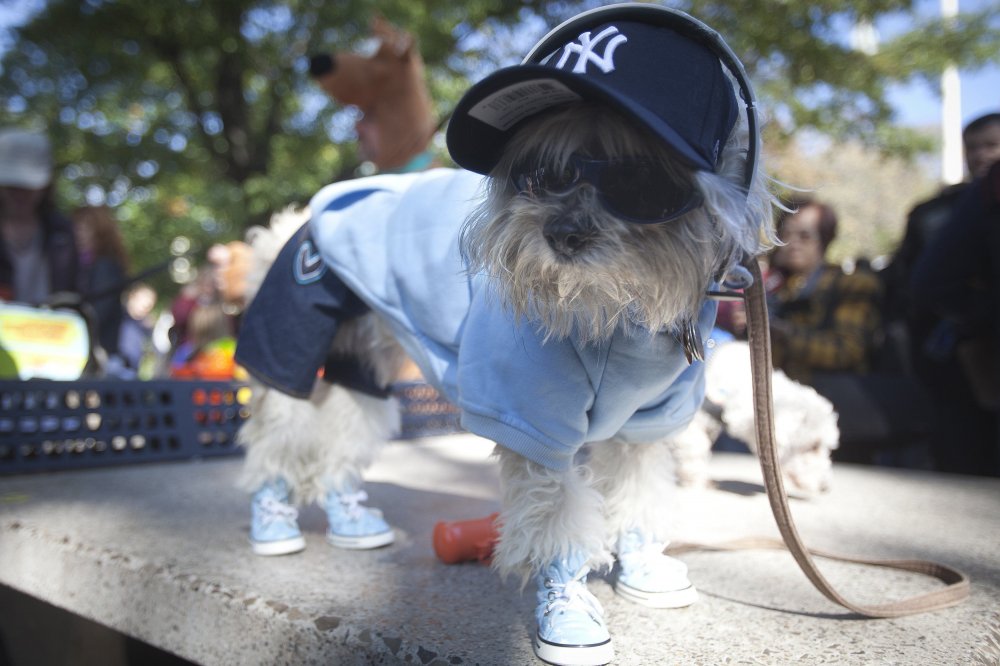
[{"xmin": 309, "ymin": 168, "xmax": 714, "ymax": 471}]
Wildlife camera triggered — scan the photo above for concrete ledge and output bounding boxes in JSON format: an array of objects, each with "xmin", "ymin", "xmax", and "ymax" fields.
[{"xmin": 1, "ymin": 434, "xmax": 998, "ymax": 665}]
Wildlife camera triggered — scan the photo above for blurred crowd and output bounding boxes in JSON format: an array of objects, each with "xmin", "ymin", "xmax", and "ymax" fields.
[
  {"xmin": 1, "ymin": 111, "xmax": 998, "ymax": 477},
  {"xmin": 0, "ymin": 127, "xmax": 239, "ymax": 383},
  {"xmin": 715, "ymin": 112, "xmax": 1000, "ymax": 476}
]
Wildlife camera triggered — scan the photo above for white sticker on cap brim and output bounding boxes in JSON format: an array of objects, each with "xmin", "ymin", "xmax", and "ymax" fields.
[{"xmin": 468, "ymin": 79, "xmax": 582, "ymax": 131}]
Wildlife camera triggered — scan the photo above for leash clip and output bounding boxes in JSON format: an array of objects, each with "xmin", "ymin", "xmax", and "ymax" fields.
[{"xmin": 681, "ymin": 319, "xmax": 705, "ymax": 364}]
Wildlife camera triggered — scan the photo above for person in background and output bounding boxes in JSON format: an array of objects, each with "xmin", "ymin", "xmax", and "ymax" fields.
[
  {"xmin": 908, "ymin": 138, "xmax": 1000, "ymax": 476},
  {"xmin": 74, "ymin": 205, "xmax": 129, "ymax": 358},
  {"xmin": 169, "ymin": 284, "xmax": 239, "ymax": 380},
  {"xmin": 169, "ymin": 267, "xmax": 231, "ymax": 350},
  {"xmin": 118, "ymin": 281, "xmax": 159, "ymax": 376},
  {"xmin": 767, "ymin": 198, "xmax": 882, "ymax": 384},
  {"xmin": 880, "ymin": 112, "xmax": 1000, "ymax": 474},
  {"xmin": 766, "ymin": 198, "xmax": 903, "ymax": 464},
  {"xmin": 882, "ymin": 112, "xmax": 1000, "ymax": 372},
  {"xmin": 0, "ymin": 128, "xmax": 78, "ymax": 303}
]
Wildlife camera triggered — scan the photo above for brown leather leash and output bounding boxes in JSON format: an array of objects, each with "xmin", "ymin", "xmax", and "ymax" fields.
[{"xmin": 673, "ymin": 256, "xmax": 970, "ymax": 617}]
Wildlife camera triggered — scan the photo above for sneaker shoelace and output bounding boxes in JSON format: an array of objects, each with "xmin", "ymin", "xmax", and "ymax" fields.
[
  {"xmin": 337, "ymin": 490, "xmax": 370, "ymax": 520},
  {"xmin": 257, "ymin": 495, "xmax": 299, "ymax": 526},
  {"xmin": 618, "ymin": 540, "xmax": 685, "ymax": 579},
  {"xmin": 542, "ymin": 567, "xmax": 605, "ymax": 622}
]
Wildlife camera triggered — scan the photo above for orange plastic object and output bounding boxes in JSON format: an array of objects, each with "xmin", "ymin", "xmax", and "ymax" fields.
[
  {"xmin": 432, "ymin": 513, "xmax": 500, "ymax": 564},
  {"xmin": 170, "ymin": 338, "xmax": 238, "ymax": 380}
]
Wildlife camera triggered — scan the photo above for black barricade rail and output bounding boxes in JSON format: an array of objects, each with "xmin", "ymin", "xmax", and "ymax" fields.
[
  {"xmin": 0, "ymin": 380, "xmax": 250, "ymax": 475},
  {"xmin": 393, "ymin": 381, "xmax": 463, "ymax": 439},
  {"xmin": 0, "ymin": 379, "xmax": 461, "ymax": 475}
]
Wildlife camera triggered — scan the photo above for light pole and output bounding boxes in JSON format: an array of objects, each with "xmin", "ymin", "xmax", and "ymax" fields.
[{"xmin": 940, "ymin": 0, "xmax": 964, "ymax": 184}]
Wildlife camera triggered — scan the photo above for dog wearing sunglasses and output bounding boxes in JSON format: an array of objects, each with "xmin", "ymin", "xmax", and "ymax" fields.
[{"xmin": 235, "ymin": 8, "xmax": 777, "ymax": 664}]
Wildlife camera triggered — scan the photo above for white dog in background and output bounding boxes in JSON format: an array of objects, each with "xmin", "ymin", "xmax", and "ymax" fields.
[
  {"xmin": 668, "ymin": 337, "xmax": 840, "ymax": 496},
  {"xmin": 232, "ymin": 6, "xmax": 790, "ymax": 665}
]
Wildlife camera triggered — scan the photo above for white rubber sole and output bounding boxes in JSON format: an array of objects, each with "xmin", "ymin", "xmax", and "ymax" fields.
[
  {"xmin": 533, "ymin": 632, "xmax": 614, "ymax": 666},
  {"xmin": 613, "ymin": 580, "xmax": 699, "ymax": 609},
  {"xmin": 326, "ymin": 529, "xmax": 395, "ymax": 550},
  {"xmin": 250, "ymin": 535, "xmax": 306, "ymax": 556}
]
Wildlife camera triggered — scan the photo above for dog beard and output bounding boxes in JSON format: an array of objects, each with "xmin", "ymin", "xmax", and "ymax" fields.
[{"xmin": 461, "ymin": 103, "xmax": 751, "ymax": 342}]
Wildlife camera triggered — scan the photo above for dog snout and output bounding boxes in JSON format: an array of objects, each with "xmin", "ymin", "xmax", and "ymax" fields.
[{"xmin": 543, "ymin": 216, "xmax": 593, "ymax": 259}]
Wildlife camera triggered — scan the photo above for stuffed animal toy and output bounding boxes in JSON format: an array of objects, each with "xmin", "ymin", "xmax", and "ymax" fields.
[{"xmin": 309, "ymin": 17, "xmax": 437, "ymax": 174}]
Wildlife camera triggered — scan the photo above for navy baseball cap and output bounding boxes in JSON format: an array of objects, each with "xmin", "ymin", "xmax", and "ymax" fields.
[{"xmin": 447, "ymin": 17, "xmax": 739, "ymax": 176}]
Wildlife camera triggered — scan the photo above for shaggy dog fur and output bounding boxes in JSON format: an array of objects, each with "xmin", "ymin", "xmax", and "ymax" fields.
[
  {"xmin": 668, "ymin": 338, "xmax": 840, "ymax": 496},
  {"xmin": 459, "ymin": 103, "xmax": 773, "ymax": 581},
  {"xmin": 236, "ymin": 97, "xmax": 778, "ymax": 577},
  {"xmin": 235, "ymin": 208, "xmax": 407, "ymax": 505}
]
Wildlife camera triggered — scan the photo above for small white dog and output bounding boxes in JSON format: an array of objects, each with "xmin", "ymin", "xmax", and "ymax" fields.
[
  {"xmin": 669, "ymin": 336, "xmax": 840, "ymax": 496},
  {"xmin": 235, "ymin": 6, "xmax": 778, "ymax": 664}
]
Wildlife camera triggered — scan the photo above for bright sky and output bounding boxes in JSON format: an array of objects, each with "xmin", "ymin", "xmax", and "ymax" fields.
[
  {"xmin": 878, "ymin": 0, "xmax": 1000, "ymax": 129},
  {"xmin": 892, "ymin": 66, "xmax": 998, "ymax": 128},
  {"xmin": 1, "ymin": 0, "xmax": 996, "ymax": 129}
]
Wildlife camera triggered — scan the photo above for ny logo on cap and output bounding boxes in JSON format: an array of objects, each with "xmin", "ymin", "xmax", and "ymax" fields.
[{"xmin": 555, "ymin": 26, "xmax": 628, "ymax": 74}]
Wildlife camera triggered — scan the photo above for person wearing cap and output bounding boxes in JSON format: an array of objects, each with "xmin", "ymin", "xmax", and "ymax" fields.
[{"xmin": 0, "ymin": 128, "xmax": 79, "ymax": 304}]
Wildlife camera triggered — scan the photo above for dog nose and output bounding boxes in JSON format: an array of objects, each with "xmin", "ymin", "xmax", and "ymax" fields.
[{"xmin": 543, "ymin": 217, "xmax": 592, "ymax": 258}]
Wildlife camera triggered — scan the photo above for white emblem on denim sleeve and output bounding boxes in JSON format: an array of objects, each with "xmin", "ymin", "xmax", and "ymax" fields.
[
  {"xmin": 294, "ymin": 240, "xmax": 326, "ymax": 284},
  {"xmin": 555, "ymin": 26, "xmax": 628, "ymax": 74}
]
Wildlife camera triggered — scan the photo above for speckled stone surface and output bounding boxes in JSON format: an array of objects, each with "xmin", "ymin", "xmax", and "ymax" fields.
[{"xmin": 1, "ymin": 434, "xmax": 998, "ymax": 665}]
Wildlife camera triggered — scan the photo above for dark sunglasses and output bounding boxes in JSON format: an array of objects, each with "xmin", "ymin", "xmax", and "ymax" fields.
[{"xmin": 512, "ymin": 154, "xmax": 702, "ymax": 224}]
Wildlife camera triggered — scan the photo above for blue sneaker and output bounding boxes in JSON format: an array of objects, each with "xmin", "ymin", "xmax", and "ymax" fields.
[
  {"xmin": 613, "ymin": 530, "xmax": 697, "ymax": 608},
  {"xmin": 249, "ymin": 479, "xmax": 306, "ymax": 556},
  {"xmin": 322, "ymin": 488, "xmax": 394, "ymax": 549},
  {"xmin": 533, "ymin": 552, "xmax": 614, "ymax": 666}
]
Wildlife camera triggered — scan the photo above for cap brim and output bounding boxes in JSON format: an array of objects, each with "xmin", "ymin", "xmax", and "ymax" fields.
[{"xmin": 446, "ymin": 64, "xmax": 713, "ymax": 175}]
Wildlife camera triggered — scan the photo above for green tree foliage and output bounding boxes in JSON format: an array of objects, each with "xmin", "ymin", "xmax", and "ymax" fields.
[
  {"xmin": 767, "ymin": 136, "xmax": 940, "ymax": 261},
  {"xmin": 1, "ymin": 0, "xmax": 997, "ymax": 286},
  {"xmin": 0, "ymin": 0, "xmax": 543, "ymax": 285},
  {"xmin": 691, "ymin": 0, "xmax": 1000, "ymax": 157}
]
